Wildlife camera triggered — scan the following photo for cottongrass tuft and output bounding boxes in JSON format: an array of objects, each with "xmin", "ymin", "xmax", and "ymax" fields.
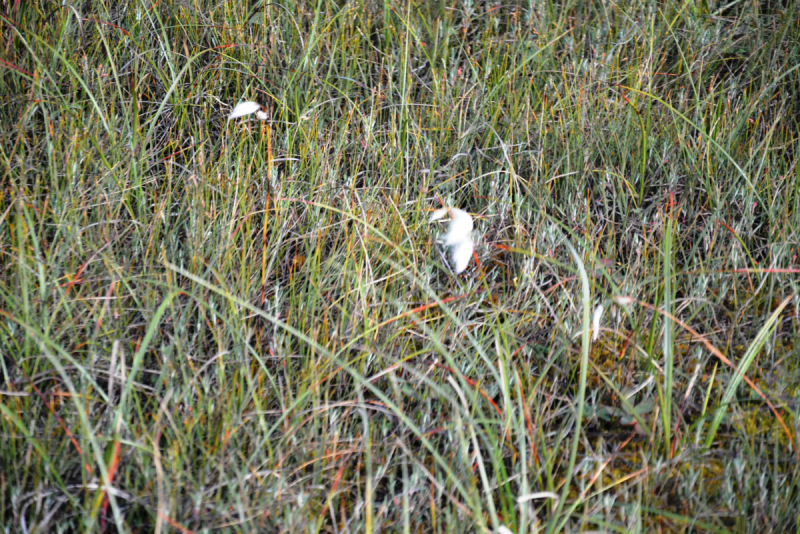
[
  {"xmin": 429, "ymin": 207, "xmax": 475, "ymax": 274},
  {"xmin": 592, "ymin": 304, "xmax": 604, "ymax": 342},
  {"xmin": 229, "ymin": 101, "xmax": 268, "ymax": 120},
  {"xmin": 612, "ymin": 295, "xmax": 635, "ymax": 307}
]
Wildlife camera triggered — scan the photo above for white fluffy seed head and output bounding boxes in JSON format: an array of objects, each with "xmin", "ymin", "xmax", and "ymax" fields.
[
  {"xmin": 613, "ymin": 295, "xmax": 635, "ymax": 306},
  {"xmin": 430, "ymin": 207, "xmax": 475, "ymax": 274},
  {"xmin": 429, "ymin": 207, "xmax": 450, "ymax": 222},
  {"xmin": 450, "ymin": 239, "xmax": 474, "ymax": 274},
  {"xmin": 592, "ymin": 304, "xmax": 604, "ymax": 342},
  {"xmin": 229, "ymin": 101, "xmax": 267, "ymax": 120}
]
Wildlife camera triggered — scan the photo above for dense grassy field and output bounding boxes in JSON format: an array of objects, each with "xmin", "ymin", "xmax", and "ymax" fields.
[{"xmin": 2, "ymin": 0, "xmax": 800, "ymax": 532}]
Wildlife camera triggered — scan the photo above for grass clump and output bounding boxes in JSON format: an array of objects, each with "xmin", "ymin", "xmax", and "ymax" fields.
[{"xmin": 2, "ymin": 0, "xmax": 800, "ymax": 532}]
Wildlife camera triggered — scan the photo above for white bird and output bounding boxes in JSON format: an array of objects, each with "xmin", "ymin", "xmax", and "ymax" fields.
[
  {"xmin": 429, "ymin": 207, "xmax": 474, "ymax": 274},
  {"xmin": 228, "ymin": 101, "xmax": 268, "ymax": 121}
]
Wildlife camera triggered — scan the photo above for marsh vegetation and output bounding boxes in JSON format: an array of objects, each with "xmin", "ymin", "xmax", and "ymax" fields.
[{"xmin": 2, "ymin": 0, "xmax": 800, "ymax": 531}]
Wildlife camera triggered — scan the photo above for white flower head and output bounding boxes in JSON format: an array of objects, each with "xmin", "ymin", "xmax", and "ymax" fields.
[
  {"xmin": 229, "ymin": 101, "xmax": 268, "ymax": 121},
  {"xmin": 430, "ymin": 207, "xmax": 474, "ymax": 274}
]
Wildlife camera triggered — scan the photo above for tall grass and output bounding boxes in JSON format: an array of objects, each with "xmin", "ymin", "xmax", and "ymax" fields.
[{"xmin": 2, "ymin": 0, "xmax": 800, "ymax": 532}]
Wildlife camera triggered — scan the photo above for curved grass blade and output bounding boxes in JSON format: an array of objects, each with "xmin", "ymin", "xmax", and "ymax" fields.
[
  {"xmin": 705, "ymin": 295, "xmax": 793, "ymax": 447},
  {"xmin": 548, "ymin": 236, "xmax": 592, "ymax": 534}
]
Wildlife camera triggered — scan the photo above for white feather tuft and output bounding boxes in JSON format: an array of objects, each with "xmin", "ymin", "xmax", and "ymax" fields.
[
  {"xmin": 229, "ymin": 101, "xmax": 264, "ymax": 120},
  {"xmin": 430, "ymin": 207, "xmax": 475, "ymax": 274}
]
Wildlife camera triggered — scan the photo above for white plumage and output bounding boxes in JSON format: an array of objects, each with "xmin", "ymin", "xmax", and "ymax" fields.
[
  {"xmin": 229, "ymin": 101, "xmax": 268, "ymax": 120},
  {"xmin": 430, "ymin": 207, "xmax": 475, "ymax": 274}
]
